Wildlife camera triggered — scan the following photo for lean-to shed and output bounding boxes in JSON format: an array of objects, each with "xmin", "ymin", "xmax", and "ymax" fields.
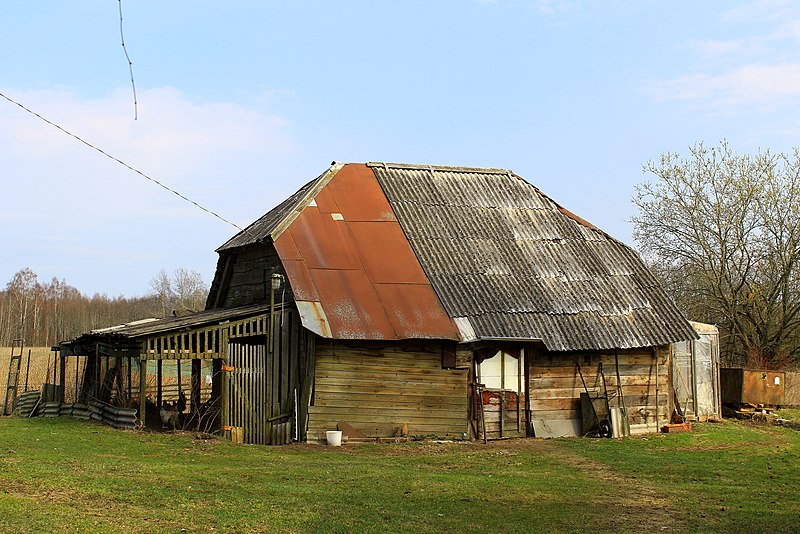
[{"xmin": 204, "ymin": 162, "xmax": 696, "ymax": 441}]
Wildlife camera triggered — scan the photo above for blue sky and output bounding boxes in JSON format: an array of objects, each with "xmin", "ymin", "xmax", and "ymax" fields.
[{"xmin": 2, "ymin": 0, "xmax": 799, "ymax": 297}]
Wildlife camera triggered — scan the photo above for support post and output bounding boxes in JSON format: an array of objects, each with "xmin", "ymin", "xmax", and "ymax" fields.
[
  {"xmin": 653, "ymin": 347, "xmax": 660, "ymax": 430},
  {"xmin": 156, "ymin": 360, "xmax": 163, "ymax": 409},
  {"xmin": 58, "ymin": 350, "xmax": 66, "ymax": 403},
  {"xmin": 139, "ymin": 357, "xmax": 147, "ymax": 428},
  {"xmin": 191, "ymin": 359, "xmax": 201, "ymax": 430}
]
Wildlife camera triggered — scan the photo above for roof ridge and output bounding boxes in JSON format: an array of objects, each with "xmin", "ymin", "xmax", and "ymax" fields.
[{"xmin": 367, "ymin": 162, "xmax": 510, "ymax": 174}]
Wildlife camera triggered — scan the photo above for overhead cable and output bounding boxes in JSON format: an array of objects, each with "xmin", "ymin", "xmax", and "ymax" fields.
[
  {"xmin": 0, "ymin": 90, "xmax": 243, "ymax": 231},
  {"xmin": 118, "ymin": 0, "xmax": 138, "ymax": 120}
]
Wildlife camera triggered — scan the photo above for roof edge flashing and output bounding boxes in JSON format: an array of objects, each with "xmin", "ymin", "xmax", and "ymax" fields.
[
  {"xmin": 296, "ymin": 300, "xmax": 333, "ymax": 338},
  {"xmin": 269, "ymin": 162, "xmax": 345, "ymax": 241}
]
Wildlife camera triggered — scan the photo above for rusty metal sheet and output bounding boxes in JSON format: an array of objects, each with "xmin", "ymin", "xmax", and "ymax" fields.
[
  {"xmin": 325, "ymin": 163, "xmax": 397, "ymax": 222},
  {"xmin": 273, "ymin": 230, "xmax": 303, "ymax": 261},
  {"xmin": 286, "ymin": 206, "xmax": 362, "ymax": 271},
  {"xmin": 311, "ymin": 183, "xmax": 339, "ymax": 214},
  {"xmin": 281, "ymin": 259, "xmax": 319, "ymax": 302},
  {"xmin": 307, "ymin": 268, "xmax": 396, "ymax": 339},
  {"xmin": 346, "ymin": 221, "xmax": 428, "ymax": 284},
  {"xmin": 373, "ymin": 283, "xmax": 459, "ymax": 340},
  {"xmin": 741, "ymin": 369, "xmax": 785, "ymax": 406},
  {"xmin": 270, "ymin": 163, "xmax": 460, "ymax": 341}
]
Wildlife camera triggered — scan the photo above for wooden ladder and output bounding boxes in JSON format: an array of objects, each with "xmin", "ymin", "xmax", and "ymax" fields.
[{"xmin": 3, "ymin": 340, "xmax": 24, "ymax": 415}]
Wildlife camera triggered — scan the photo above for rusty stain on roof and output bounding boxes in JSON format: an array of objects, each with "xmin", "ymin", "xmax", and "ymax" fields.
[{"xmin": 272, "ymin": 163, "xmax": 460, "ymax": 341}]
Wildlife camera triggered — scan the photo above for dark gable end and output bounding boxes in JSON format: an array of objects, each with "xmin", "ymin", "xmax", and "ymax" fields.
[{"xmin": 370, "ymin": 162, "xmax": 697, "ymax": 351}]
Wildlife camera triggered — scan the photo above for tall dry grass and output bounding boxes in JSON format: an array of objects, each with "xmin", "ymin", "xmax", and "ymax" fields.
[{"xmin": 0, "ymin": 346, "xmax": 57, "ymax": 395}]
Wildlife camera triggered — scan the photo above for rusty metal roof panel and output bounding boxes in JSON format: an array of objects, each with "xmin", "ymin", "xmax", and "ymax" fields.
[
  {"xmin": 373, "ymin": 283, "xmax": 465, "ymax": 339},
  {"xmin": 371, "ymin": 162, "xmax": 697, "ymax": 350},
  {"xmin": 269, "ymin": 163, "xmax": 459, "ymax": 341}
]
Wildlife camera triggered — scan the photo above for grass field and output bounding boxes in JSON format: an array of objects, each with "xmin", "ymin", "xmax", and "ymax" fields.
[{"xmin": 0, "ymin": 417, "xmax": 798, "ymax": 533}]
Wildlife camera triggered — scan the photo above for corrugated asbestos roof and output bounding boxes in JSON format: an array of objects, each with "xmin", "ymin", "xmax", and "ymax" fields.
[
  {"xmin": 370, "ymin": 162, "xmax": 697, "ymax": 350},
  {"xmin": 217, "ymin": 162, "xmax": 696, "ymax": 350}
]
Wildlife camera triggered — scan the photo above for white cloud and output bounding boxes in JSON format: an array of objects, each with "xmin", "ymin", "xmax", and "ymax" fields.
[
  {"xmin": 721, "ymin": 0, "xmax": 796, "ymax": 24},
  {"xmin": 647, "ymin": 2, "xmax": 800, "ymax": 113},
  {"xmin": 647, "ymin": 63, "xmax": 800, "ymax": 107},
  {"xmin": 532, "ymin": 0, "xmax": 574, "ymax": 16},
  {"xmin": 686, "ymin": 39, "xmax": 745, "ymax": 59}
]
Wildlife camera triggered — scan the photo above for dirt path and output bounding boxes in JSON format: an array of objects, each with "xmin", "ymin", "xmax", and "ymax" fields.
[{"xmin": 530, "ymin": 439, "xmax": 683, "ymax": 532}]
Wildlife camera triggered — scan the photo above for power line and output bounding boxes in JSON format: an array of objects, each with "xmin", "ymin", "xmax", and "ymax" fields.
[
  {"xmin": 118, "ymin": 0, "xmax": 138, "ymax": 120},
  {"xmin": 0, "ymin": 90, "xmax": 243, "ymax": 231}
]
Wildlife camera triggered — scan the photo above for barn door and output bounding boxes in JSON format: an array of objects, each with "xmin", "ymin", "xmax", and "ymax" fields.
[
  {"xmin": 227, "ymin": 341, "xmax": 269, "ymax": 444},
  {"xmin": 672, "ymin": 340, "xmax": 696, "ymax": 419},
  {"xmin": 477, "ymin": 350, "xmax": 526, "ymax": 440}
]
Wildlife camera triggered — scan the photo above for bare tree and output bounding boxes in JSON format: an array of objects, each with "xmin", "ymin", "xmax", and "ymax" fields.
[
  {"xmin": 5, "ymin": 268, "xmax": 39, "ymax": 343},
  {"xmin": 632, "ymin": 142, "xmax": 800, "ymax": 368},
  {"xmin": 172, "ymin": 268, "xmax": 207, "ymax": 313},
  {"xmin": 149, "ymin": 268, "xmax": 175, "ymax": 318}
]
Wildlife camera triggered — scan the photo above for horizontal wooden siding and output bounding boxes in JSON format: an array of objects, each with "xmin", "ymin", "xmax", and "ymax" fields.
[
  {"xmin": 308, "ymin": 342, "xmax": 468, "ymax": 440},
  {"xmin": 528, "ymin": 347, "xmax": 670, "ymax": 430}
]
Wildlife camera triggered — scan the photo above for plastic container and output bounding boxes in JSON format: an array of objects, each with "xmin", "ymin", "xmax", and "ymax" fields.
[{"xmin": 326, "ymin": 430, "xmax": 343, "ymax": 446}]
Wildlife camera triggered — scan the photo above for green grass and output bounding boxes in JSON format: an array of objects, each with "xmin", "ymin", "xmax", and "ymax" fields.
[
  {"xmin": 0, "ymin": 418, "xmax": 798, "ymax": 533},
  {"xmin": 777, "ymin": 408, "xmax": 800, "ymax": 422}
]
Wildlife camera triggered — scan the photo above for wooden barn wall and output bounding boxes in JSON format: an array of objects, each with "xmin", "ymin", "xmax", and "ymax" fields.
[
  {"xmin": 528, "ymin": 346, "xmax": 670, "ymax": 430},
  {"xmin": 213, "ymin": 244, "xmax": 286, "ymax": 309},
  {"xmin": 307, "ymin": 341, "xmax": 468, "ymax": 441}
]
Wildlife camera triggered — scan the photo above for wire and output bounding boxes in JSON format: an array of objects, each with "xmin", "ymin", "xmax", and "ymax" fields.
[
  {"xmin": 0, "ymin": 90, "xmax": 243, "ymax": 231},
  {"xmin": 118, "ymin": 0, "xmax": 138, "ymax": 120}
]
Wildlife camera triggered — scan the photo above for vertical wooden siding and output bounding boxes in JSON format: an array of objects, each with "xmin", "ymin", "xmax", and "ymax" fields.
[
  {"xmin": 225, "ymin": 308, "xmax": 307, "ymax": 445},
  {"xmin": 528, "ymin": 347, "xmax": 670, "ymax": 429},
  {"xmin": 308, "ymin": 342, "xmax": 468, "ymax": 440}
]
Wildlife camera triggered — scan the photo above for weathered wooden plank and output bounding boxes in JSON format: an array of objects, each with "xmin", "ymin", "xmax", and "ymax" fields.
[
  {"xmin": 528, "ymin": 398, "xmax": 582, "ymax": 411},
  {"xmin": 316, "ymin": 343, "xmax": 443, "ymax": 358},
  {"xmin": 314, "ymin": 381, "xmax": 466, "ymax": 396},
  {"xmin": 308, "ymin": 420, "xmax": 466, "ymax": 436},
  {"xmin": 315, "ymin": 353, "xmax": 447, "ymax": 369},
  {"xmin": 315, "ymin": 369, "xmax": 467, "ymax": 385},
  {"xmin": 531, "ymin": 385, "xmax": 663, "ymax": 400},
  {"xmin": 528, "ymin": 409, "xmax": 582, "ymax": 419},
  {"xmin": 314, "ymin": 395, "xmax": 466, "ymax": 410},
  {"xmin": 528, "ymin": 353, "xmax": 667, "ymax": 367},
  {"xmin": 308, "ymin": 405, "xmax": 466, "ymax": 421},
  {"xmin": 313, "ymin": 401, "xmax": 467, "ymax": 415}
]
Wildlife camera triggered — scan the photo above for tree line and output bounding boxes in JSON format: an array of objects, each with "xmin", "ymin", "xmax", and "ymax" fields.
[
  {"xmin": 633, "ymin": 141, "xmax": 800, "ymax": 369},
  {"xmin": 0, "ymin": 267, "xmax": 208, "ymax": 348}
]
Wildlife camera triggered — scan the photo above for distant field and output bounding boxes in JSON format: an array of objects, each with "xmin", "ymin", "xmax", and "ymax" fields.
[{"xmin": 0, "ymin": 346, "xmax": 56, "ymax": 396}]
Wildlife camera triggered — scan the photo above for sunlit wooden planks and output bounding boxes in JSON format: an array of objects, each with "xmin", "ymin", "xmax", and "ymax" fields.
[
  {"xmin": 308, "ymin": 342, "xmax": 468, "ymax": 440},
  {"xmin": 528, "ymin": 346, "xmax": 671, "ymax": 427}
]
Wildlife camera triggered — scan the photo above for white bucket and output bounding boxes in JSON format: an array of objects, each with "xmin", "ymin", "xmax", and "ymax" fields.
[{"xmin": 326, "ymin": 430, "xmax": 343, "ymax": 446}]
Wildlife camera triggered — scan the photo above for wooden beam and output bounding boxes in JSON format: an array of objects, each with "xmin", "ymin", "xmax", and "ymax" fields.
[{"xmin": 139, "ymin": 358, "xmax": 147, "ymax": 428}]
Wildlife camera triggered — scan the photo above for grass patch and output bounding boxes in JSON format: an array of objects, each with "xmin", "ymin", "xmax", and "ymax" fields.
[
  {"xmin": 777, "ymin": 408, "xmax": 800, "ymax": 422},
  {"xmin": 0, "ymin": 418, "xmax": 798, "ymax": 533}
]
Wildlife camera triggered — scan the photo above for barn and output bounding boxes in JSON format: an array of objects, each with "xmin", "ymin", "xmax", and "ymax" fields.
[{"xmin": 56, "ymin": 162, "xmax": 696, "ymax": 443}]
